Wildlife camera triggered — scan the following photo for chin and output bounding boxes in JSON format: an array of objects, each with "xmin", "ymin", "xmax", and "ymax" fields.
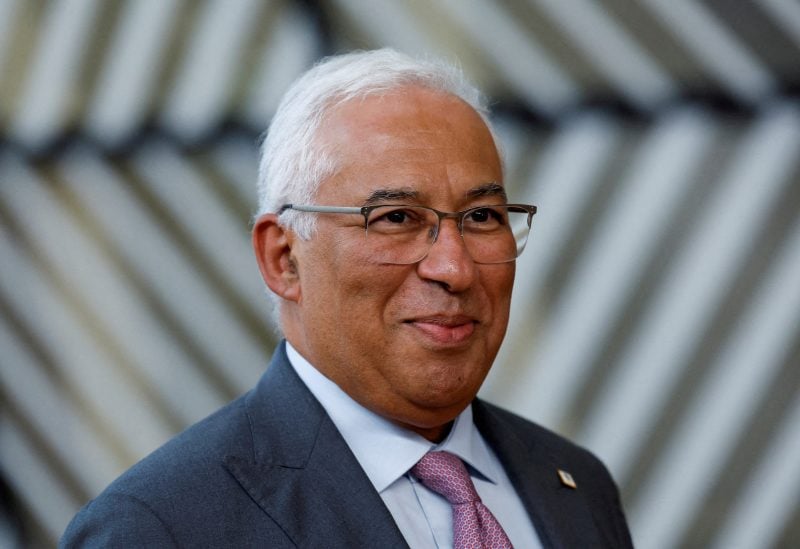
[
  {"xmin": 401, "ymin": 401, "xmax": 469, "ymax": 431},
  {"xmin": 412, "ymin": 376, "xmax": 483, "ymax": 410}
]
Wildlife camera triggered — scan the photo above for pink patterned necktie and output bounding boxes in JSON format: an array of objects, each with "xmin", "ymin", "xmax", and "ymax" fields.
[{"xmin": 411, "ymin": 451, "xmax": 514, "ymax": 549}]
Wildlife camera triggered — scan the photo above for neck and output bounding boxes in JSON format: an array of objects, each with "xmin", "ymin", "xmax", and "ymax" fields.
[{"xmin": 405, "ymin": 420, "xmax": 454, "ymax": 443}]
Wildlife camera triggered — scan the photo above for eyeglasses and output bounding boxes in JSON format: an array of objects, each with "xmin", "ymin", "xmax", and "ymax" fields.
[{"xmin": 279, "ymin": 203, "xmax": 537, "ymax": 265}]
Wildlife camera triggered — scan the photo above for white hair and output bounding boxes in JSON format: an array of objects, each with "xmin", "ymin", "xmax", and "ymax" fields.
[{"xmin": 255, "ymin": 48, "xmax": 494, "ymax": 237}]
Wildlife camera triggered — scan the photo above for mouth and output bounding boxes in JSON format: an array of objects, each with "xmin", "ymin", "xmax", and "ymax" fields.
[{"xmin": 404, "ymin": 315, "xmax": 477, "ymax": 345}]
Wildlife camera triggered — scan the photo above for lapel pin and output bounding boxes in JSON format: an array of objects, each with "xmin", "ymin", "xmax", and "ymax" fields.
[{"xmin": 557, "ymin": 469, "xmax": 577, "ymax": 489}]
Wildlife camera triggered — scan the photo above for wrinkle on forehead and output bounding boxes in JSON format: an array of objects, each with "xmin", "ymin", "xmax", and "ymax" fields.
[{"xmin": 344, "ymin": 134, "xmax": 493, "ymax": 165}]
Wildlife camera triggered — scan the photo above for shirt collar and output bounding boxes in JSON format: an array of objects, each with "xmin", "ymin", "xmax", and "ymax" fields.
[{"xmin": 285, "ymin": 341, "xmax": 502, "ymax": 492}]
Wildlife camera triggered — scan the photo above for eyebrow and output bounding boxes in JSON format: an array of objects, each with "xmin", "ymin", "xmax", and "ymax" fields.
[
  {"xmin": 467, "ymin": 182, "xmax": 507, "ymax": 201},
  {"xmin": 362, "ymin": 182, "xmax": 506, "ymax": 206},
  {"xmin": 363, "ymin": 188, "xmax": 419, "ymax": 206}
]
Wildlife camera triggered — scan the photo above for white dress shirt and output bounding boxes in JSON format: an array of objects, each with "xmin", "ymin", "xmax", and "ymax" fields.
[{"xmin": 286, "ymin": 342, "xmax": 542, "ymax": 549}]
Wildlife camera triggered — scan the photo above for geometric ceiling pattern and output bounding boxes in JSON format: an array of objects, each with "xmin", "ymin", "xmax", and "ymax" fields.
[{"xmin": 1, "ymin": 1, "xmax": 799, "ymax": 547}]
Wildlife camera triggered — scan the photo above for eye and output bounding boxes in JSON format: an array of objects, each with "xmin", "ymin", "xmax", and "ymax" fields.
[
  {"xmin": 468, "ymin": 208, "xmax": 491, "ymax": 223},
  {"xmin": 367, "ymin": 206, "xmax": 428, "ymax": 233},
  {"xmin": 385, "ymin": 209, "xmax": 409, "ymax": 223},
  {"xmin": 467, "ymin": 207, "xmax": 504, "ymax": 224}
]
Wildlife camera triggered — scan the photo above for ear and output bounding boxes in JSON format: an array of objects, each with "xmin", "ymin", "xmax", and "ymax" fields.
[{"xmin": 252, "ymin": 214, "xmax": 301, "ymax": 303}]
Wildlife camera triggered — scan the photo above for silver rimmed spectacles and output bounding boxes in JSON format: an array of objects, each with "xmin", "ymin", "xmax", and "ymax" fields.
[{"xmin": 279, "ymin": 203, "xmax": 537, "ymax": 265}]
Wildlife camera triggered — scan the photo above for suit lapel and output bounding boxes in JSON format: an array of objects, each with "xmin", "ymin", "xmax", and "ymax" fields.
[
  {"xmin": 221, "ymin": 343, "xmax": 613, "ymax": 547},
  {"xmin": 473, "ymin": 400, "xmax": 606, "ymax": 548},
  {"xmin": 223, "ymin": 343, "xmax": 408, "ymax": 548}
]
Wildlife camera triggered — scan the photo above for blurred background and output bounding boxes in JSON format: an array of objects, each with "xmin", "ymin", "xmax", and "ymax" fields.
[{"xmin": 0, "ymin": 0, "xmax": 798, "ymax": 547}]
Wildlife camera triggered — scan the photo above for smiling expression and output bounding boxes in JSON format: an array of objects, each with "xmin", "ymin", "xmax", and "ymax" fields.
[{"xmin": 281, "ymin": 86, "xmax": 514, "ymax": 440}]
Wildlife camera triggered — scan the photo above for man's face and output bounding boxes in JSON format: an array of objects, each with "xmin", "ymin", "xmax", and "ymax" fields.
[{"xmin": 284, "ymin": 86, "xmax": 514, "ymax": 440}]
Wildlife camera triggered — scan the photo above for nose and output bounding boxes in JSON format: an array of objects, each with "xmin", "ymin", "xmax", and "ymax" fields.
[{"xmin": 416, "ymin": 218, "xmax": 476, "ymax": 292}]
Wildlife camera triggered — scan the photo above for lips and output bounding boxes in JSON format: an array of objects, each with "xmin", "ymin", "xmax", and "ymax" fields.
[{"xmin": 405, "ymin": 315, "xmax": 477, "ymax": 345}]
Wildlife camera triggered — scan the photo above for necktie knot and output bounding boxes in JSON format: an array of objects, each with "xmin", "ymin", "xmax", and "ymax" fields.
[
  {"xmin": 411, "ymin": 452, "xmax": 514, "ymax": 548},
  {"xmin": 411, "ymin": 451, "xmax": 479, "ymax": 505}
]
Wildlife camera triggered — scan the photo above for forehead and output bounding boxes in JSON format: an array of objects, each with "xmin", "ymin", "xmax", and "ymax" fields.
[{"xmin": 315, "ymin": 87, "xmax": 503, "ymax": 206}]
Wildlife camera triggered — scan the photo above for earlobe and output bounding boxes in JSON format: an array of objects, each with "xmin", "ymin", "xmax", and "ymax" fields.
[{"xmin": 252, "ymin": 214, "xmax": 301, "ymax": 302}]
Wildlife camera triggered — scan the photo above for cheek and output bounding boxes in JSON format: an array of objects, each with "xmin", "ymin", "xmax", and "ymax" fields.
[
  {"xmin": 494, "ymin": 268, "xmax": 515, "ymax": 305},
  {"xmin": 303, "ymin": 248, "xmax": 405, "ymax": 330},
  {"xmin": 484, "ymin": 266, "xmax": 515, "ymax": 324},
  {"xmin": 350, "ymin": 274, "xmax": 411, "ymax": 333}
]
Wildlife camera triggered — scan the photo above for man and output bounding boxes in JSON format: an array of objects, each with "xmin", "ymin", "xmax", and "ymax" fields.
[{"xmin": 61, "ymin": 49, "xmax": 632, "ymax": 548}]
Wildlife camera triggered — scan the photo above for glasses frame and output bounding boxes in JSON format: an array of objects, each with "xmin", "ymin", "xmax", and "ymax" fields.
[{"xmin": 278, "ymin": 202, "xmax": 538, "ymax": 264}]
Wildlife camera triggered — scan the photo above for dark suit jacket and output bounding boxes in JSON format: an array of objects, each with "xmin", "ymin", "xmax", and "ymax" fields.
[{"xmin": 61, "ymin": 341, "xmax": 632, "ymax": 548}]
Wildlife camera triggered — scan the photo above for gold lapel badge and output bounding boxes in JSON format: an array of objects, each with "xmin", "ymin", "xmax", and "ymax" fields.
[{"xmin": 558, "ymin": 469, "xmax": 577, "ymax": 489}]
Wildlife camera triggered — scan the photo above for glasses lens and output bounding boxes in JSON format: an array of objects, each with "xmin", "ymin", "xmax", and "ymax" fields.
[
  {"xmin": 462, "ymin": 205, "xmax": 531, "ymax": 264},
  {"xmin": 364, "ymin": 205, "xmax": 532, "ymax": 265},
  {"xmin": 365, "ymin": 206, "xmax": 437, "ymax": 264}
]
